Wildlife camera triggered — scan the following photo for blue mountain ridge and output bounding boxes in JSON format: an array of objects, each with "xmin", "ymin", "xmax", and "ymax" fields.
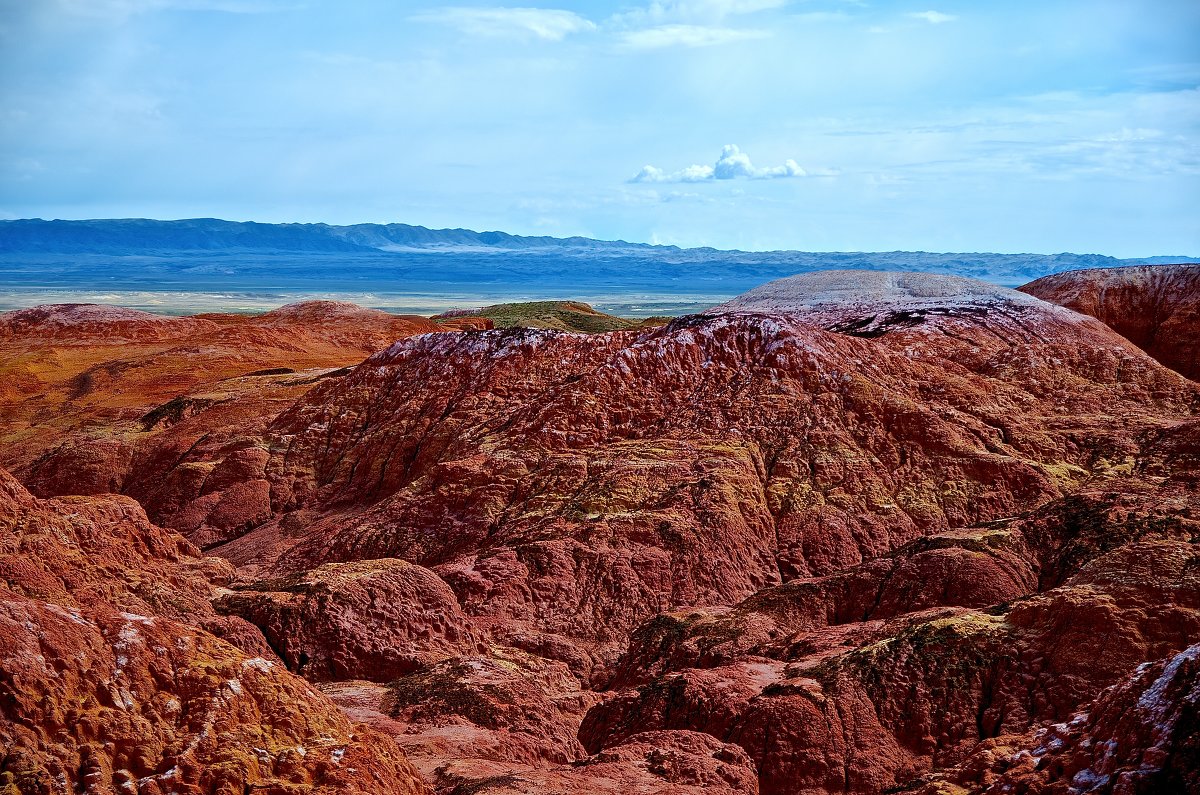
[{"xmin": 1, "ymin": 218, "xmax": 1195, "ymax": 296}]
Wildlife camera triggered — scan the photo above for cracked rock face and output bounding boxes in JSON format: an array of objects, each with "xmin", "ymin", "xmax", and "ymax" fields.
[
  {"xmin": 2, "ymin": 270, "xmax": 1199, "ymax": 794},
  {"xmin": 906, "ymin": 640, "xmax": 1200, "ymax": 795}
]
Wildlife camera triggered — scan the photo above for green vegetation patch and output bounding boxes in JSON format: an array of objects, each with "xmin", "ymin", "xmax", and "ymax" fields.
[{"xmin": 437, "ymin": 300, "xmax": 645, "ymax": 333}]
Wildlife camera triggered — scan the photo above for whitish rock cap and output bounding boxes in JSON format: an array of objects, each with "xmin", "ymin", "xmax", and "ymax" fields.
[{"xmin": 708, "ymin": 270, "xmax": 1050, "ymax": 316}]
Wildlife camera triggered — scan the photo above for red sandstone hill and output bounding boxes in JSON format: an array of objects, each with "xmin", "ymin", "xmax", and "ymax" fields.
[
  {"xmin": 2, "ymin": 272, "xmax": 1198, "ymax": 794},
  {"xmin": 1020, "ymin": 263, "xmax": 1200, "ymax": 380},
  {"xmin": 0, "ymin": 467, "xmax": 429, "ymax": 794},
  {"xmin": 0, "ymin": 300, "xmax": 456, "ymax": 497}
]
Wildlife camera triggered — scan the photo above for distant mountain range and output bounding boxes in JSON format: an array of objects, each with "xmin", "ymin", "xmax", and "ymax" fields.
[
  {"xmin": 1, "ymin": 218, "xmax": 1195, "ymax": 299},
  {"xmin": 0, "ymin": 218, "xmax": 662, "ymax": 255}
]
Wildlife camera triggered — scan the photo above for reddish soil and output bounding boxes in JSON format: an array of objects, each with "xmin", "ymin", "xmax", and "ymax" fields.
[{"xmin": 2, "ymin": 269, "xmax": 1197, "ymax": 794}]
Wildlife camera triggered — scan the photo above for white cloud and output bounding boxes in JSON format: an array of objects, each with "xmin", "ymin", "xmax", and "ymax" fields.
[
  {"xmin": 613, "ymin": 0, "xmax": 788, "ymax": 26},
  {"xmin": 908, "ymin": 10, "xmax": 956, "ymax": 24},
  {"xmin": 620, "ymin": 24, "xmax": 768, "ymax": 49},
  {"xmin": 633, "ymin": 144, "xmax": 810, "ymax": 183},
  {"xmin": 409, "ymin": 2, "xmax": 781, "ymax": 50},
  {"xmin": 412, "ymin": 7, "xmax": 596, "ymax": 41}
]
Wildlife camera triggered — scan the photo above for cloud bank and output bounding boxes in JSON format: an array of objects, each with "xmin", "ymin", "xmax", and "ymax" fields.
[
  {"xmin": 412, "ymin": 2, "xmax": 781, "ymax": 48},
  {"xmin": 613, "ymin": 0, "xmax": 789, "ymax": 27},
  {"xmin": 632, "ymin": 144, "xmax": 807, "ymax": 183}
]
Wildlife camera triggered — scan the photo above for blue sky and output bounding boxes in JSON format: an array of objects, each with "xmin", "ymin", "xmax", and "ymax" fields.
[{"xmin": 0, "ymin": 0, "xmax": 1197, "ymax": 256}]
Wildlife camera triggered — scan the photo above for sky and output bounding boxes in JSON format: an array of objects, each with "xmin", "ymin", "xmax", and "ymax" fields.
[{"xmin": 0, "ymin": 0, "xmax": 1197, "ymax": 256}]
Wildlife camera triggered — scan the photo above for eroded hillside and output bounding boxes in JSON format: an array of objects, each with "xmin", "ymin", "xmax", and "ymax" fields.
[{"xmin": 2, "ymin": 270, "xmax": 1197, "ymax": 794}]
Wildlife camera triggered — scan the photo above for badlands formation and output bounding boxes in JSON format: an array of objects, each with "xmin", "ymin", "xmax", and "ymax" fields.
[
  {"xmin": 1021, "ymin": 263, "xmax": 1200, "ymax": 380},
  {"xmin": 1, "ymin": 267, "xmax": 1198, "ymax": 794}
]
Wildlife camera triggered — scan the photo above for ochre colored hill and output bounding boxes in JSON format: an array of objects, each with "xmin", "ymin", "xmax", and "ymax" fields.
[{"xmin": 0, "ymin": 300, "xmax": 447, "ymax": 491}]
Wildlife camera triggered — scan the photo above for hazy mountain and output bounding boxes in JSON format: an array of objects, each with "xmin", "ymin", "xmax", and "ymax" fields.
[
  {"xmin": 0, "ymin": 218, "xmax": 658, "ymax": 255},
  {"xmin": 1, "ymin": 218, "xmax": 1195, "ymax": 296}
]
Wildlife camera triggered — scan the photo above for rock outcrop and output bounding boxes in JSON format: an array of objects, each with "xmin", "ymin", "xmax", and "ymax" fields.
[
  {"xmin": 0, "ymin": 300, "xmax": 452, "ymax": 538},
  {"xmin": 580, "ymin": 486, "xmax": 1200, "ymax": 794},
  {"xmin": 0, "ymin": 468, "xmax": 429, "ymax": 794},
  {"xmin": 214, "ymin": 559, "xmax": 486, "ymax": 682},
  {"xmin": 911, "ymin": 641, "xmax": 1200, "ymax": 794},
  {"xmin": 3, "ymin": 271, "xmax": 1198, "ymax": 794},
  {"xmin": 1020, "ymin": 263, "xmax": 1200, "ymax": 380}
]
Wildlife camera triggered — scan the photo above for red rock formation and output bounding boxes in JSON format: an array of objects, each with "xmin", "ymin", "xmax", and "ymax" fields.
[
  {"xmin": 0, "ymin": 303, "xmax": 217, "ymax": 342},
  {"xmin": 4, "ymin": 272, "xmax": 1199, "ymax": 794},
  {"xmin": 214, "ymin": 559, "xmax": 486, "ymax": 682},
  {"xmin": 911, "ymin": 641, "xmax": 1200, "ymax": 794},
  {"xmin": 1020, "ymin": 263, "xmax": 1200, "ymax": 380},
  {"xmin": 187, "ymin": 273, "xmax": 1198, "ymax": 791},
  {"xmin": 212, "ymin": 273, "xmax": 1193, "ymax": 662},
  {"xmin": 580, "ymin": 485, "xmax": 1200, "ymax": 794},
  {"xmin": 0, "ymin": 300, "xmax": 460, "ymax": 553},
  {"xmin": 0, "ymin": 468, "xmax": 429, "ymax": 794}
]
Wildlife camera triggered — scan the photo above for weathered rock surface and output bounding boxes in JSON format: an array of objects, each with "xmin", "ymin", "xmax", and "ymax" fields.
[
  {"xmin": 0, "ymin": 300, "xmax": 453, "ymax": 544},
  {"xmin": 580, "ymin": 484, "xmax": 1200, "ymax": 794},
  {"xmin": 911, "ymin": 641, "xmax": 1200, "ymax": 794},
  {"xmin": 0, "ymin": 303, "xmax": 218, "ymax": 342},
  {"xmin": 216, "ymin": 273, "xmax": 1193, "ymax": 659},
  {"xmin": 326, "ymin": 677, "xmax": 757, "ymax": 794},
  {"xmin": 3, "ymin": 271, "xmax": 1199, "ymax": 794},
  {"xmin": 0, "ymin": 468, "xmax": 429, "ymax": 794},
  {"xmin": 1020, "ymin": 263, "xmax": 1200, "ymax": 380},
  {"xmin": 215, "ymin": 559, "xmax": 486, "ymax": 682}
]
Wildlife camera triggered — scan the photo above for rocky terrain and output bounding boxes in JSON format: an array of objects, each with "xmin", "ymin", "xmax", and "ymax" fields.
[
  {"xmin": 2, "ymin": 266, "xmax": 1198, "ymax": 793},
  {"xmin": 0, "ymin": 468, "xmax": 430, "ymax": 794},
  {"xmin": 0, "ymin": 300, "xmax": 476, "ymax": 497},
  {"xmin": 1021, "ymin": 263, "xmax": 1200, "ymax": 380}
]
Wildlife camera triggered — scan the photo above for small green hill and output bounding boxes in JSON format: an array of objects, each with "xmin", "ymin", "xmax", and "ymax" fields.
[{"xmin": 436, "ymin": 301, "xmax": 659, "ymax": 334}]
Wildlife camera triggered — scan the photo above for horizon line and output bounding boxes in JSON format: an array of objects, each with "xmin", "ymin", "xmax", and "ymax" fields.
[{"xmin": 3, "ymin": 216, "xmax": 1198, "ymax": 261}]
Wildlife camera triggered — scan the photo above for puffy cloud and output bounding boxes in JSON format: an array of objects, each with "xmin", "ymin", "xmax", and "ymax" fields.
[
  {"xmin": 412, "ymin": 7, "xmax": 596, "ymax": 41},
  {"xmin": 633, "ymin": 144, "xmax": 807, "ymax": 183},
  {"xmin": 908, "ymin": 10, "xmax": 956, "ymax": 24},
  {"xmin": 713, "ymin": 144, "xmax": 805, "ymax": 178},
  {"xmin": 632, "ymin": 163, "xmax": 714, "ymax": 182}
]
